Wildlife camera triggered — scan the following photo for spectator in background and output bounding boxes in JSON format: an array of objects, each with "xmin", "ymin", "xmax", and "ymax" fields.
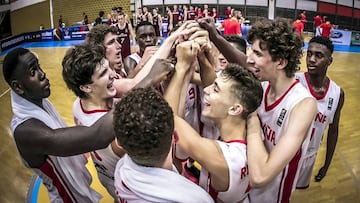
[
  {"xmin": 83, "ymin": 12, "xmax": 89, "ymax": 25},
  {"xmin": 225, "ymin": 6, "xmax": 232, "ymax": 19},
  {"xmin": 219, "ymin": 10, "xmax": 241, "ymax": 36},
  {"xmin": 211, "ymin": 8, "xmax": 218, "ymax": 21},
  {"xmin": 108, "ymin": 7, "xmax": 118, "ymax": 25},
  {"xmin": 93, "ymin": 11, "xmax": 105, "ymax": 27},
  {"xmin": 142, "ymin": 6, "xmax": 153, "ymax": 24},
  {"xmin": 58, "ymin": 15, "xmax": 63, "ymax": 28},
  {"xmin": 319, "ymin": 19, "xmax": 334, "ymax": 39},
  {"xmin": 152, "ymin": 8, "xmax": 163, "ymax": 40},
  {"xmin": 313, "ymin": 14, "xmax": 323, "ymax": 35},
  {"xmin": 293, "ymin": 16, "xmax": 304, "ymax": 36},
  {"xmin": 115, "ymin": 12, "xmax": 135, "ymax": 59},
  {"xmin": 300, "ymin": 10, "xmax": 307, "ymax": 24}
]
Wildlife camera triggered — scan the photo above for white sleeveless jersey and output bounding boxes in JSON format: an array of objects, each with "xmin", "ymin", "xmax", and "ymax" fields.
[
  {"xmin": 296, "ymin": 72, "xmax": 340, "ymax": 157},
  {"xmin": 128, "ymin": 52, "xmax": 141, "ymax": 65},
  {"xmin": 115, "ymin": 155, "xmax": 214, "ymax": 203},
  {"xmin": 249, "ymin": 80, "xmax": 313, "ymax": 203},
  {"xmin": 199, "ymin": 140, "xmax": 250, "ymax": 202},
  {"xmin": 73, "ymin": 97, "xmax": 120, "ymax": 199},
  {"xmin": 10, "ymin": 92, "xmax": 102, "ymax": 203},
  {"xmin": 184, "ymin": 83, "xmax": 201, "ymax": 132}
]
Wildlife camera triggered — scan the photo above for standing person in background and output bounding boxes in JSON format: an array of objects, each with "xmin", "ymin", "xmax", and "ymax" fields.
[
  {"xmin": 107, "ymin": 7, "xmax": 119, "ymax": 25},
  {"xmin": 225, "ymin": 6, "xmax": 232, "ymax": 19},
  {"xmin": 296, "ymin": 36, "xmax": 345, "ymax": 188},
  {"xmin": 211, "ymin": 8, "xmax": 218, "ymax": 21},
  {"xmin": 83, "ymin": 12, "xmax": 89, "ymax": 25},
  {"xmin": 116, "ymin": 12, "xmax": 135, "ymax": 59},
  {"xmin": 58, "ymin": 15, "xmax": 63, "ymax": 28},
  {"xmin": 218, "ymin": 10, "xmax": 241, "ymax": 36},
  {"xmin": 136, "ymin": 7, "xmax": 143, "ymax": 25},
  {"xmin": 319, "ymin": 19, "xmax": 334, "ymax": 39},
  {"xmin": 293, "ymin": 16, "xmax": 304, "ymax": 36},
  {"xmin": 142, "ymin": 6, "xmax": 153, "ymax": 24},
  {"xmin": 300, "ymin": 11, "xmax": 307, "ymax": 24},
  {"xmin": 313, "ymin": 15, "xmax": 323, "ymax": 35},
  {"xmin": 152, "ymin": 7, "xmax": 163, "ymax": 40}
]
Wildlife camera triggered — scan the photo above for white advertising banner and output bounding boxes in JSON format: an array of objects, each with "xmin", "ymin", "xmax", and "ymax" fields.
[{"xmin": 316, "ymin": 29, "xmax": 352, "ymax": 45}]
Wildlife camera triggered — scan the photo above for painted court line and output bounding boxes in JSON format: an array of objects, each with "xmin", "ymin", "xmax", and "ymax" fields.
[{"xmin": 0, "ymin": 88, "xmax": 10, "ymax": 98}]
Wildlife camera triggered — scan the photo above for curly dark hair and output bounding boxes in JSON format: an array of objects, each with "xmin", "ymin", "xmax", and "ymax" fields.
[
  {"xmin": 62, "ymin": 44, "xmax": 105, "ymax": 98},
  {"xmin": 221, "ymin": 63, "xmax": 263, "ymax": 119},
  {"xmin": 309, "ymin": 36, "xmax": 334, "ymax": 54},
  {"xmin": 247, "ymin": 17, "xmax": 304, "ymax": 77},
  {"xmin": 85, "ymin": 24, "xmax": 118, "ymax": 48},
  {"xmin": 113, "ymin": 88, "xmax": 174, "ymax": 167}
]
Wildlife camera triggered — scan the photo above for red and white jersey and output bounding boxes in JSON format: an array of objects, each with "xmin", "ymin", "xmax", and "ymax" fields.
[
  {"xmin": 184, "ymin": 83, "xmax": 201, "ymax": 132},
  {"xmin": 128, "ymin": 52, "xmax": 141, "ymax": 65},
  {"xmin": 296, "ymin": 72, "xmax": 341, "ymax": 157},
  {"xmin": 249, "ymin": 80, "xmax": 313, "ymax": 203},
  {"xmin": 10, "ymin": 91, "xmax": 102, "ymax": 202},
  {"xmin": 73, "ymin": 97, "xmax": 120, "ymax": 199},
  {"xmin": 199, "ymin": 140, "xmax": 250, "ymax": 202}
]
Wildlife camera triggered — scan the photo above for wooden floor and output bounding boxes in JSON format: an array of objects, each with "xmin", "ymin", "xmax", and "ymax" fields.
[{"xmin": 0, "ymin": 46, "xmax": 359, "ymax": 202}]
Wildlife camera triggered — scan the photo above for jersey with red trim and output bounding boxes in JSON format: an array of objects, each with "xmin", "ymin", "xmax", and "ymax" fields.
[
  {"xmin": 10, "ymin": 95, "xmax": 102, "ymax": 202},
  {"xmin": 73, "ymin": 97, "xmax": 120, "ymax": 199},
  {"xmin": 184, "ymin": 83, "xmax": 201, "ymax": 132},
  {"xmin": 248, "ymin": 80, "xmax": 313, "ymax": 203},
  {"xmin": 116, "ymin": 23, "xmax": 131, "ymax": 59},
  {"xmin": 128, "ymin": 52, "xmax": 141, "ymax": 65},
  {"xmin": 296, "ymin": 72, "xmax": 340, "ymax": 157},
  {"xmin": 199, "ymin": 140, "xmax": 250, "ymax": 202}
]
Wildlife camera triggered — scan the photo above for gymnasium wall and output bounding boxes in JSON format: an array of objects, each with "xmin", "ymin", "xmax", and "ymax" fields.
[{"xmin": 10, "ymin": 0, "xmax": 130, "ymax": 36}]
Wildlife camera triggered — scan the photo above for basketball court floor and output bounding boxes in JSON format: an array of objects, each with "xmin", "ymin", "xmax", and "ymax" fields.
[{"xmin": 0, "ymin": 38, "xmax": 359, "ymax": 203}]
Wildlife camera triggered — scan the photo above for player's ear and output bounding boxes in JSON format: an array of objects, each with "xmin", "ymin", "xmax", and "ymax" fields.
[
  {"xmin": 276, "ymin": 58, "xmax": 288, "ymax": 70},
  {"xmin": 228, "ymin": 103, "xmax": 243, "ymax": 116},
  {"xmin": 80, "ymin": 84, "xmax": 92, "ymax": 93},
  {"xmin": 11, "ymin": 80, "xmax": 24, "ymax": 95},
  {"xmin": 172, "ymin": 130, "xmax": 179, "ymax": 144}
]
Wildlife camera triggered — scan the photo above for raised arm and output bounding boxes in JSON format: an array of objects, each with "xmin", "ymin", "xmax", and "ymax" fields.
[
  {"xmin": 198, "ymin": 18, "xmax": 250, "ymax": 69},
  {"xmin": 247, "ymin": 97, "xmax": 317, "ymax": 187},
  {"xmin": 14, "ymin": 111, "xmax": 114, "ymax": 166},
  {"xmin": 315, "ymin": 88, "xmax": 345, "ymax": 181},
  {"xmin": 114, "ymin": 30, "xmax": 179, "ymax": 97}
]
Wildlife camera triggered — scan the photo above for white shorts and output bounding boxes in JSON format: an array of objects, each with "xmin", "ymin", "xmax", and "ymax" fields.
[{"xmin": 296, "ymin": 153, "xmax": 317, "ymax": 189}]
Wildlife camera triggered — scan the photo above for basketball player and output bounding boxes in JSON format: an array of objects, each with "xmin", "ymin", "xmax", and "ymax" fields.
[
  {"xmin": 3, "ymin": 48, "xmax": 116, "ymax": 202},
  {"xmin": 152, "ymin": 8, "xmax": 163, "ymax": 40},
  {"xmin": 85, "ymin": 23, "xmax": 173, "ymax": 98},
  {"xmin": 164, "ymin": 39, "xmax": 263, "ymax": 202},
  {"xmin": 113, "ymin": 87, "xmax": 214, "ymax": 202},
  {"xmin": 115, "ymin": 12, "xmax": 135, "ymax": 59},
  {"xmin": 296, "ymin": 36, "xmax": 344, "ymax": 188},
  {"xmin": 123, "ymin": 21, "xmax": 158, "ymax": 77},
  {"xmin": 199, "ymin": 17, "xmax": 317, "ymax": 202},
  {"xmin": 62, "ymin": 44, "xmax": 125, "ymax": 200}
]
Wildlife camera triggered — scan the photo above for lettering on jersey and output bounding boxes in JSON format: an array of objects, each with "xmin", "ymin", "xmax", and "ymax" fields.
[
  {"xmin": 315, "ymin": 112, "xmax": 327, "ymax": 124},
  {"xmin": 276, "ymin": 108, "xmax": 287, "ymax": 127},
  {"xmin": 188, "ymin": 87, "xmax": 195, "ymax": 100},
  {"xmin": 328, "ymin": 97, "xmax": 334, "ymax": 110},
  {"xmin": 262, "ymin": 123, "xmax": 276, "ymax": 145},
  {"xmin": 241, "ymin": 165, "xmax": 249, "ymax": 179},
  {"xmin": 116, "ymin": 190, "xmax": 128, "ymax": 203}
]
